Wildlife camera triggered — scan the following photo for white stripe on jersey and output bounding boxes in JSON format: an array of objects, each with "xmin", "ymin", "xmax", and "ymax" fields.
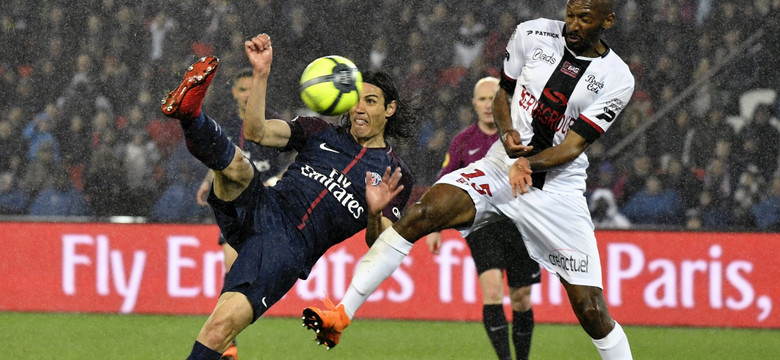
[{"xmin": 499, "ymin": 18, "xmax": 635, "ymax": 195}]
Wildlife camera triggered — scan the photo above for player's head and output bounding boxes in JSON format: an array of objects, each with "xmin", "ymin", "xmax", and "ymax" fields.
[
  {"xmin": 343, "ymin": 71, "xmax": 419, "ymax": 143},
  {"xmin": 564, "ymin": 0, "xmax": 615, "ymax": 56},
  {"xmin": 472, "ymin": 77, "xmax": 499, "ymax": 128},
  {"xmin": 232, "ymin": 68, "xmax": 254, "ymax": 116}
]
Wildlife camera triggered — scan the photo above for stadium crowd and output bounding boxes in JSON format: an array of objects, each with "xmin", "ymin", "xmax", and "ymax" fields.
[{"xmin": 0, "ymin": 0, "xmax": 778, "ymax": 231}]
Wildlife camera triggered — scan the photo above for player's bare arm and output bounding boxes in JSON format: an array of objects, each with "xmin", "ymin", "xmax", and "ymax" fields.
[
  {"xmin": 510, "ymin": 130, "xmax": 590, "ymax": 196},
  {"xmin": 493, "ymin": 87, "xmax": 533, "ymax": 157},
  {"xmin": 364, "ymin": 166, "xmax": 404, "ymax": 247},
  {"xmin": 243, "ymin": 33, "xmax": 291, "ymax": 148}
]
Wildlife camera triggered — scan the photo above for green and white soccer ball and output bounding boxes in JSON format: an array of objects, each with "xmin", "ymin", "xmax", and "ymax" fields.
[{"xmin": 299, "ymin": 55, "xmax": 363, "ymax": 116}]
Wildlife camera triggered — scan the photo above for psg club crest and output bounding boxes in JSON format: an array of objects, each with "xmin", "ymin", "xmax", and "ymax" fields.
[{"xmin": 368, "ymin": 171, "xmax": 382, "ymax": 186}]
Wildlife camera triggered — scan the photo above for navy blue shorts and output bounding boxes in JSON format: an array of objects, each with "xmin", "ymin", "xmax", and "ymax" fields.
[
  {"xmin": 208, "ymin": 168, "xmax": 308, "ymax": 322},
  {"xmin": 466, "ymin": 218, "xmax": 541, "ymax": 288}
]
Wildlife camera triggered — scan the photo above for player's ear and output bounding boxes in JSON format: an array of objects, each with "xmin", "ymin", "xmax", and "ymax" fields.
[
  {"xmin": 602, "ymin": 12, "xmax": 615, "ymax": 30},
  {"xmin": 385, "ymin": 100, "xmax": 397, "ymax": 118}
]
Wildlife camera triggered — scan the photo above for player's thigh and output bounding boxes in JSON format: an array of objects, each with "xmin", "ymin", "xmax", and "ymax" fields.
[
  {"xmin": 397, "ymin": 183, "xmax": 476, "ymax": 233},
  {"xmin": 509, "ymin": 189, "xmax": 602, "ymax": 289}
]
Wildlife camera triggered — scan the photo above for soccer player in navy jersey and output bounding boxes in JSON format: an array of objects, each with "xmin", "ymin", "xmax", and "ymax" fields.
[
  {"xmin": 426, "ymin": 77, "xmax": 539, "ymax": 360},
  {"xmin": 160, "ymin": 33, "xmax": 419, "ymax": 360},
  {"xmin": 193, "ymin": 67, "xmax": 289, "ymax": 360},
  {"xmin": 304, "ymin": 0, "xmax": 635, "ymax": 358}
]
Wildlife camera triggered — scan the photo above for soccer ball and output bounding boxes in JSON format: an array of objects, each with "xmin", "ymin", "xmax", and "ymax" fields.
[{"xmin": 299, "ymin": 55, "xmax": 362, "ymax": 116}]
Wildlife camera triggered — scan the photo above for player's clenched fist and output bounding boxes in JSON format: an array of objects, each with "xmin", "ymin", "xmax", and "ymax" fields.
[{"xmin": 244, "ymin": 33, "xmax": 273, "ymax": 76}]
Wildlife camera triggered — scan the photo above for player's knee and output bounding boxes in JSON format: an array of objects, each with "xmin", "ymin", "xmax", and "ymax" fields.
[
  {"xmin": 398, "ymin": 202, "xmax": 439, "ymax": 232},
  {"xmin": 509, "ymin": 286, "xmax": 532, "ymax": 312},
  {"xmin": 201, "ymin": 313, "xmax": 241, "ymax": 349}
]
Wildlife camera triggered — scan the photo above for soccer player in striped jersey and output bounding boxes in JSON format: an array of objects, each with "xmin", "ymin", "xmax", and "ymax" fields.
[
  {"xmin": 304, "ymin": 1, "xmax": 635, "ymax": 358},
  {"xmin": 161, "ymin": 33, "xmax": 418, "ymax": 360},
  {"xmin": 426, "ymin": 77, "xmax": 539, "ymax": 360}
]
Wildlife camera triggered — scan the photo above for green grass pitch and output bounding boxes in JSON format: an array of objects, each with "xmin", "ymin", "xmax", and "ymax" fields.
[{"xmin": 2, "ymin": 312, "xmax": 777, "ymax": 359}]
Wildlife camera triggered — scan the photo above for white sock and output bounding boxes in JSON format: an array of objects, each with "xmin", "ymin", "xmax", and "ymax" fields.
[
  {"xmin": 340, "ymin": 227, "xmax": 413, "ymax": 319},
  {"xmin": 592, "ymin": 322, "xmax": 632, "ymax": 359}
]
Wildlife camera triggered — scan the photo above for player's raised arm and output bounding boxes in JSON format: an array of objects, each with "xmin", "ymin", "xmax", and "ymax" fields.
[{"xmin": 243, "ymin": 33, "xmax": 291, "ymax": 148}]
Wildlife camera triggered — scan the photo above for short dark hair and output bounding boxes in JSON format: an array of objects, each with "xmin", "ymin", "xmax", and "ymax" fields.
[{"xmin": 233, "ymin": 67, "xmax": 253, "ymax": 84}]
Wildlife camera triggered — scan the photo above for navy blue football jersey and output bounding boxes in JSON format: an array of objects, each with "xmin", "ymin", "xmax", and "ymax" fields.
[{"xmin": 271, "ymin": 116, "xmax": 414, "ymax": 264}]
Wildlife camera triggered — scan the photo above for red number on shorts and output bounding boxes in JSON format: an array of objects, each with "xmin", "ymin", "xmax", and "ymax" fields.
[{"xmin": 460, "ymin": 169, "xmax": 492, "ymax": 196}]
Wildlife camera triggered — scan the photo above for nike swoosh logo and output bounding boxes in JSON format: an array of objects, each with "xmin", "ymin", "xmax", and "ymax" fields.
[
  {"xmin": 488, "ymin": 325, "xmax": 507, "ymax": 332},
  {"xmin": 262, "ymin": 297, "xmax": 268, "ymax": 308},
  {"xmin": 319, "ymin": 143, "xmax": 339, "ymax": 153},
  {"xmin": 531, "ymin": 269, "xmax": 542, "ymax": 279},
  {"xmin": 467, "ymin": 148, "xmax": 480, "ymax": 156}
]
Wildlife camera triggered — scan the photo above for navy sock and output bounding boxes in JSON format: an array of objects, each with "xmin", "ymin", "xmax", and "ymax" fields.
[
  {"xmin": 512, "ymin": 309, "xmax": 534, "ymax": 360},
  {"xmin": 180, "ymin": 113, "xmax": 236, "ymax": 170},
  {"xmin": 186, "ymin": 341, "xmax": 223, "ymax": 360},
  {"xmin": 483, "ymin": 304, "xmax": 512, "ymax": 360}
]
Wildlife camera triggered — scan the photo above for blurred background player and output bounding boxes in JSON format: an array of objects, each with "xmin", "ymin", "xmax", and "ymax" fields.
[
  {"xmin": 303, "ymin": 1, "xmax": 635, "ymax": 358},
  {"xmin": 193, "ymin": 67, "xmax": 289, "ymax": 360},
  {"xmin": 161, "ymin": 33, "xmax": 418, "ymax": 359},
  {"xmin": 426, "ymin": 76, "xmax": 539, "ymax": 360}
]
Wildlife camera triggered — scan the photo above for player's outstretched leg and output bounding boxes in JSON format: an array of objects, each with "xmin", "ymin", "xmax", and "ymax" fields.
[
  {"xmin": 161, "ymin": 56, "xmax": 235, "ymax": 171},
  {"xmin": 161, "ymin": 56, "xmax": 220, "ymax": 120},
  {"xmin": 302, "ymin": 297, "xmax": 351, "ymax": 350}
]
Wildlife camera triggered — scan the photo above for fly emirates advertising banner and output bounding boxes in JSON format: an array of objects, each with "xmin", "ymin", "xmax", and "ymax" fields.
[{"xmin": 0, "ymin": 222, "xmax": 776, "ymax": 329}]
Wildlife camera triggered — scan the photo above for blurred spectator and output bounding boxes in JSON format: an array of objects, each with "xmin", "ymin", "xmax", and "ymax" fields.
[
  {"xmin": 20, "ymin": 141, "xmax": 58, "ymax": 198},
  {"xmin": 148, "ymin": 11, "xmax": 175, "ymax": 62},
  {"xmin": 82, "ymin": 146, "xmax": 126, "ymax": 217},
  {"xmin": 55, "ymin": 113, "xmax": 92, "ymax": 174},
  {"xmin": 651, "ymin": 109, "xmax": 697, "ymax": 167},
  {"xmin": 23, "ymin": 104, "xmax": 61, "ymax": 161},
  {"xmin": 660, "ymin": 156, "xmax": 702, "ymax": 211},
  {"xmin": 734, "ymin": 104, "xmax": 779, "ymax": 180},
  {"xmin": 150, "ymin": 160, "xmax": 208, "ymax": 223},
  {"xmin": 122, "ymin": 128, "xmax": 161, "ymax": 216},
  {"xmin": 751, "ymin": 177, "xmax": 780, "ymax": 230},
  {"xmin": 589, "ymin": 188, "xmax": 631, "ymax": 229},
  {"xmin": 0, "ymin": 172, "xmax": 29, "ymax": 215},
  {"xmin": 453, "ymin": 9, "xmax": 487, "ymax": 68},
  {"xmin": 621, "ymin": 175, "xmax": 682, "ymax": 226},
  {"xmin": 482, "ymin": 12, "xmax": 517, "ymax": 67},
  {"xmin": 732, "ymin": 164, "xmax": 763, "ymax": 229},
  {"xmin": 684, "ymin": 208, "xmax": 703, "ymax": 231},
  {"xmin": 28, "ymin": 168, "xmax": 91, "ymax": 217},
  {"xmin": 702, "ymin": 157, "xmax": 733, "ymax": 205},
  {"xmin": 688, "ymin": 106, "xmax": 735, "ymax": 169},
  {"xmin": 616, "ymin": 155, "xmax": 654, "ymax": 207},
  {"xmin": 0, "ymin": 119, "xmax": 24, "ymax": 174},
  {"xmin": 695, "ymin": 189, "xmax": 733, "ymax": 229}
]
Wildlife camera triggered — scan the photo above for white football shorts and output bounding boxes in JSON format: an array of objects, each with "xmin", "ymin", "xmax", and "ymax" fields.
[{"xmin": 437, "ymin": 156, "xmax": 603, "ymax": 288}]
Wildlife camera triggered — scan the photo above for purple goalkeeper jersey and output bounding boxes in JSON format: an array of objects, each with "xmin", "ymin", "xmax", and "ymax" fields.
[{"xmin": 437, "ymin": 123, "xmax": 498, "ymax": 179}]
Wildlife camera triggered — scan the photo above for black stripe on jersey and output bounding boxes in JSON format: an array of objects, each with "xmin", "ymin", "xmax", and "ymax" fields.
[
  {"xmin": 499, "ymin": 69, "xmax": 516, "ymax": 94},
  {"xmin": 570, "ymin": 115, "xmax": 603, "ymax": 144},
  {"xmin": 527, "ymin": 51, "xmax": 591, "ymax": 190}
]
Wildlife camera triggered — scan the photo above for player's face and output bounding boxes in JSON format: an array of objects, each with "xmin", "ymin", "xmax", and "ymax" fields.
[
  {"xmin": 349, "ymin": 83, "xmax": 396, "ymax": 146},
  {"xmin": 232, "ymin": 76, "xmax": 252, "ymax": 116},
  {"xmin": 564, "ymin": 0, "xmax": 614, "ymax": 56},
  {"xmin": 473, "ymin": 81, "xmax": 498, "ymax": 127}
]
